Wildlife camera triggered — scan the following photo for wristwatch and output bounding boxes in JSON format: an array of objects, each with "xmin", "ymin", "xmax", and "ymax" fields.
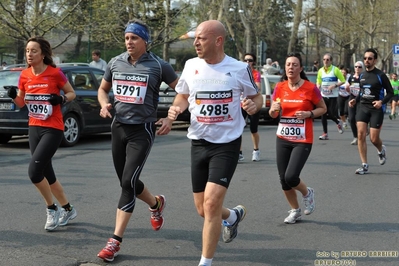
[{"xmin": 310, "ymin": 111, "xmax": 314, "ymax": 118}]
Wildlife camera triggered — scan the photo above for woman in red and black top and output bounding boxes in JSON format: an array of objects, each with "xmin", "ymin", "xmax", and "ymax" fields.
[
  {"xmin": 7, "ymin": 36, "xmax": 77, "ymax": 231},
  {"xmin": 269, "ymin": 52, "xmax": 326, "ymax": 224}
]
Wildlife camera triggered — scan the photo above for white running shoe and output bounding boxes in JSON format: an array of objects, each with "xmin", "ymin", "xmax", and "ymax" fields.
[
  {"xmin": 355, "ymin": 164, "xmax": 369, "ymax": 175},
  {"xmin": 59, "ymin": 206, "xmax": 77, "ymax": 226},
  {"xmin": 222, "ymin": 205, "xmax": 246, "ymax": 243},
  {"xmin": 45, "ymin": 207, "xmax": 60, "ymax": 231},
  {"xmin": 284, "ymin": 209, "xmax": 301, "ymax": 224},
  {"xmin": 319, "ymin": 133, "xmax": 329, "ymax": 140},
  {"xmin": 350, "ymin": 138, "xmax": 358, "ymax": 145},
  {"xmin": 252, "ymin": 150, "xmax": 260, "ymax": 161}
]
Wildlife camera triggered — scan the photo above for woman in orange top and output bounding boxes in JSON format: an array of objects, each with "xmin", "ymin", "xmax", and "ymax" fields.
[
  {"xmin": 269, "ymin": 52, "xmax": 326, "ymax": 224},
  {"xmin": 239, "ymin": 52, "xmax": 262, "ymax": 161},
  {"xmin": 7, "ymin": 36, "xmax": 77, "ymax": 231}
]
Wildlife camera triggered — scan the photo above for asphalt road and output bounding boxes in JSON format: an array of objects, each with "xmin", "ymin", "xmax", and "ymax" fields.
[{"xmin": 1, "ymin": 118, "xmax": 399, "ymax": 266}]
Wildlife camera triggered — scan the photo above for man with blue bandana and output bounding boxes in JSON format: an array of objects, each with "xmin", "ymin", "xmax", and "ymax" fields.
[{"xmin": 97, "ymin": 19, "xmax": 178, "ymax": 262}]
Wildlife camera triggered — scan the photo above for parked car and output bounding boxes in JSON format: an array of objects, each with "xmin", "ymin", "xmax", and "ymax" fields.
[
  {"xmin": 259, "ymin": 74, "xmax": 281, "ymax": 123},
  {"xmin": 157, "ymin": 73, "xmax": 190, "ymax": 122},
  {"xmin": 0, "ymin": 65, "xmax": 113, "ymax": 147}
]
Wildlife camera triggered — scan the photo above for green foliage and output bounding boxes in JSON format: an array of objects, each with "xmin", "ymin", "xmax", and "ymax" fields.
[
  {"xmin": 0, "ymin": 0, "xmax": 398, "ymax": 68},
  {"xmin": 261, "ymin": 0, "xmax": 295, "ymax": 63}
]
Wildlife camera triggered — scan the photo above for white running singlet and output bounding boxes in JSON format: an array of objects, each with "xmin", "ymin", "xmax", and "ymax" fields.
[{"xmin": 176, "ymin": 55, "xmax": 259, "ymax": 143}]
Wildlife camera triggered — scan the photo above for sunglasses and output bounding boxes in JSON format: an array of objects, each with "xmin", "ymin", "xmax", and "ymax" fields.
[
  {"xmin": 364, "ymin": 57, "xmax": 374, "ymax": 61},
  {"xmin": 354, "ymin": 66, "xmax": 362, "ymax": 68},
  {"xmin": 244, "ymin": 59, "xmax": 254, "ymax": 62}
]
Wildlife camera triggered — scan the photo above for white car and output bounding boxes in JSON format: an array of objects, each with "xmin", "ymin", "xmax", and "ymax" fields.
[{"xmin": 259, "ymin": 74, "xmax": 281, "ymax": 123}]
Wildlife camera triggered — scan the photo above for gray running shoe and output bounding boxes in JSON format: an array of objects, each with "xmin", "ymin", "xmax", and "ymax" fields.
[
  {"xmin": 59, "ymin": 206, "xmax": 77, "ymax": 226},
  {"xmin": 303, "ymin": 187, "xmax": 315, "ymax": 215},
  {"xmin": 222, "ymin": 205, "xmax": 246, "ymax": 243},
  {"xmin": 238, "ymin": 153, "xmax": 244, "ymax": 162},
  {"xmin": 284, "ymin": 209, "xmax": 301, "ymax": 224},
  {"xmin": 378, "ymin": 145, "xmax": 386, "ymax": 165},
  {"xmin": 45, "ymin": 207, "xmax": 60, "ymax": 231},
  {"xmin": 355, "ymin": 164, "xmax": 369, "ymax": 175},
  {"xmin": 319, "ymin": 133, "xmax": 329, "ymax": 140}
]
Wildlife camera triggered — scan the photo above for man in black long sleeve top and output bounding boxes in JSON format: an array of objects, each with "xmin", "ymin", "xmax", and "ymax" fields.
[{"xmin": 349, "ymin": 48, "xmax": 394, "ymax": 175}]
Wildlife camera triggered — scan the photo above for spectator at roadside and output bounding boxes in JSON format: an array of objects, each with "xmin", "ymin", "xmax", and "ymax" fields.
[
  {"xmin": 262, "ymin": 58, "xmax": 281, "ymax": 75},
  {"xmin": 312, "ymin": 60, "xmax": 319, "ymax": 72},
  {"xmin": 90, "ymin": 50, "xmax": 107, "ymax": 71}
]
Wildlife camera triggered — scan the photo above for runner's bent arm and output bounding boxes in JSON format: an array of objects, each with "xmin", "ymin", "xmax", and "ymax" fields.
[
  {"xmin": 98, "ymin": 79, "xmax": 112, "ymax": 108},
  {"xmin": 168, "ymin": 93, "xmax": 189, "ymax": 121},
  {"xmin": 98, "ymin": 79, "xmax": 113, "ymax": 118},
  {"xmin": 381, "ymin": 75, "xmax": 394, "ymax": 105},
  {"xmin": 156, "ymin": 77, "xmax": 180, "ymax": 135},
  {"xmin": 244, "ymin": 92, "xmax": 263, "ymax": 114}
]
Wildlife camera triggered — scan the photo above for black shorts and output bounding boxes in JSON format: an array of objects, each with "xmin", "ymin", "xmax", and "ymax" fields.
[
  {"xmin": 191, "ymin": 137, "xmax": 241, "ymax": 192},
  {"xmin": 356, "ymin": 105, "xmax": 384, "ymax": 129}
]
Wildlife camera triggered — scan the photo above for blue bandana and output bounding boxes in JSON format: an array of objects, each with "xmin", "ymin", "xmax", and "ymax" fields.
[{"xmin": 125, "ymin": 23, "xmax": 151, "ymax": 43}]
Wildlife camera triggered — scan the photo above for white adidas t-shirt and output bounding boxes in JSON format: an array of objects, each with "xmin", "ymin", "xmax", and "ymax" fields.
[{"xmin": 175, "ymin": 55, "xmax": 259, "ymax": 143}]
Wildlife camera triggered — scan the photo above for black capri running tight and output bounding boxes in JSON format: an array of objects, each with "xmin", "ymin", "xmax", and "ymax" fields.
[
  {"xmin": 241, "ymin": 108, "xmax": 260, "ymax": 133},
  {"xmin": 28, "ymin": 126, "xmax": 63, "ymax": 184},
  {"xmin": 276, "ymin": 137, "xmax": 312, "ymax": 191},
  {"xmin": 111, "ymin": 121, "xmax": 155, "ymax": 213}
]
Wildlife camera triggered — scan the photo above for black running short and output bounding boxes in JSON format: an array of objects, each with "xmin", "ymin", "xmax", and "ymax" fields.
[{"xmin": 191, "ymin": 137, "xmax": 241, "ymax": 193}]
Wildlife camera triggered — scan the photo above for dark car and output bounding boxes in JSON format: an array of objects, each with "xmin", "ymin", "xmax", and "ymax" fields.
[
  {"xmin": 157, "ymin": 77, "xmax": 190, "ymax": 122},
  {"xmin": 0, "ymin": 65, "xmax": 113, "ymax": 147}
]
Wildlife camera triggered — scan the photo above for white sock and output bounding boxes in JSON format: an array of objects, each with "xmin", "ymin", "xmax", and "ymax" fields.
[
  {"xmin": 199, "ymin": 255, "xmax": 213, "ymax": 266},
  {"xmin": 224, "ymin": 209, "xmax": 237, "ymax": 225}
]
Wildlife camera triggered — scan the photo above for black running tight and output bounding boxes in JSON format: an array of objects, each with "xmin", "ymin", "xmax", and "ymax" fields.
[
  {"xmin": 28, "ymin": 126, "xmax": 63, "ymax": 184},
  {"xmin": 321, "ymin": 97, "xmax": 340, "ymax": 133},
  {"xmin": 111, "ymin": 121, "xmax": 155, "ymax": 213},
  {"xmin": 276, "ymin": 137, "xmax": 312, "ymax": 191}
]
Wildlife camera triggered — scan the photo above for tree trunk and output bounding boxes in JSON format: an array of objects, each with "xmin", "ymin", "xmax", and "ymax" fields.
[
  {"xmin": 163, "ymin": 0, "xmax": 170, "ymax": 61},
  {"xmin": 287, "ymin": 0, "xmax": 302, "ymax": 53},
  {"xmin": 15, "ymin": 0, "xmax": 27, "ymax": 63}
]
